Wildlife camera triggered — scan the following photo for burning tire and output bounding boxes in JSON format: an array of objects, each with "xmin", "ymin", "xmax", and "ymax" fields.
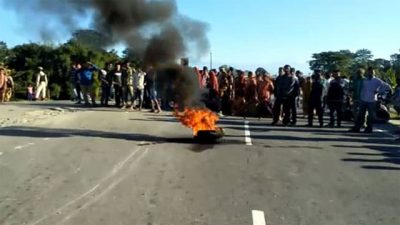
[{"xmin": 194, "ymin": 128, "xmax": 225, "ymax": 144}]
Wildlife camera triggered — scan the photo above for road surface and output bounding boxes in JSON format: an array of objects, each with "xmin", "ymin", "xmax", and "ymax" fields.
[{"xmin": 0, "ymin": 102, "xmax": 399, "ymax": 225}]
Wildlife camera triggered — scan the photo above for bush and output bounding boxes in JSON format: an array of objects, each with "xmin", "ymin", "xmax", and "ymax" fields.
[{"xmin": 50, "ymin": 83, "xmax": 62, "ymax": 99}]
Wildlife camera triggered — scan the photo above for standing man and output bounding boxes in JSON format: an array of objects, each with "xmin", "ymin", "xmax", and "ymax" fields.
[
  {"xmin": 131, "ymin": 68, "xmax": 146, "ymax": 111},
  {"xmin": 326, "ymin": 69, "xmax": 345, "ymax": 127},
  {"xmin": 80, "ymin": 62, "xmax": 98, "ymax": 106},
  {"xmin": 122, "ymin": 62, "xmax": 135, "ymax": 109},
  {"xmin": 145, "ymin": 66, "xmax": 162, "ymax": 113},
  {"xmin": 350, "ymin": 68, "xmax": 364, "ymax": 119},
  {"xmin": 307, "ymin": 70, "xmax": 324, "ymax": 127},
  {"xmin": 71, "ymin": 63, "xmax": 82, "ymax": 104},
  {"xmin": 272, "ymin": 65, "xmax": 297, "ymax": 126},
  {"xmin": 112, "ymin": 63, "xmax": 124, "ymax": 108},
  {"xmin": 288, "ymin": 68, "xmax": 300, "ymax": 125},
  {"xmin": 35, "ymin": 67, "xmax": 48, "ymax": 101},
  {"xmin": 350, "ymin": 67, "xmax": 385, "ymax": 133},
  {"xmin": 100, "ymin": 66, "xmax": 110, "ymax": 107},
  {"xmin": 322, "ymin": 71, "xmax": 333, "ymax": 110}
]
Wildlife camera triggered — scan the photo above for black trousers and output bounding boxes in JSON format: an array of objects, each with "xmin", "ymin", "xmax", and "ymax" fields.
[
  {"xmin": 289, "ymin": 97, "xmax": 297, "ymax": 124},
  {"xmin": 114, "ymin": 84, "xmax": 123, "ymax": 107},
  {"xmin": 75, "ymin": 83, "xmax": 82, "ymax": 102},
  {"xmin": 328, "ymin": 101, "xmax": 343, "ymax": 126},
  {"xmin": 273, "ymin": 98, "xmax": 291, "ymax": 125},
  {"xmin": 308, "ymin": 99, "xmax": 323, "ymax": 126},
  {"xmin": 101, "ymin": 85, "xmax": 110, "ymax": 106}
]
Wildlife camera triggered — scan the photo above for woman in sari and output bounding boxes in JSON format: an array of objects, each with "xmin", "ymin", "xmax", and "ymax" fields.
[
  {"xmin": 0, "ymin": 68, "xmax": 7, "ymax": 103},
  {"xmin": 257, "ymin": 74, "xmax": 275, "ymax": 118},
  {"xmin": 232, "ymin": 70, "xmax": 247, "ymax": 116},
  {"xmin": 245, "ymin": 72, "xmax": 258, "ymax": 117}
]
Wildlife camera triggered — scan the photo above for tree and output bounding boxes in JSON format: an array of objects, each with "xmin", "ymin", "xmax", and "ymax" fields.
[
  {"xmin": 309, "ymin": 50, "xmax": 354, "ymax": 75},
  {"xmin": 390, "ymin": 51, "xmax": 400, "ymax": 77},
  {"xmin": 353, "ymin": 49, "xmax": 373, "ymax": 66},
  {"xmin": 122, "ymin": 48, "xmax": 143, "ymax": 68},
  {"xmin": 71, "ymin": 29, "xmax": 110, "ymax": 51},
  {"xmin": 0, "ymin": 41, "xmax": 8, "ymax": 63}
]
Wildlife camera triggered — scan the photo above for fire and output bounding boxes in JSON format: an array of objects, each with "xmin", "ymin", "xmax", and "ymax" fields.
[{"xmin": 174, "ymin": 108, "xmax": 219, "ymax": 136}]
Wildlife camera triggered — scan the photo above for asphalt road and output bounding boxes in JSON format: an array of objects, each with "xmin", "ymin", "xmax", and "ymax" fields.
[{"xmin": 0, "ymin": 102, "xmax": 399, "ymax": 225}]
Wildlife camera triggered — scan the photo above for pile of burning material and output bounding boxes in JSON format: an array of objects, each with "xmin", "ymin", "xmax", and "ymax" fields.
[{"xmin": 174, "ymin": 107, "xmax": 224, "ymax": 143}]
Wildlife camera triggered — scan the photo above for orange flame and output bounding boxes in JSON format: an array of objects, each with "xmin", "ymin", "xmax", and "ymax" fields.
[{"xmin": 174, "ymin": 108, "xmax": 219, "ymax": 136}]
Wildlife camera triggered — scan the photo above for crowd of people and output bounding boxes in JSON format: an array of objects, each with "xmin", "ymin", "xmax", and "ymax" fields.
[
  {"xmin": 195, "ymin": 64, "xmax": 399, "ymax": 134},
  {"xmin": 2, "ymin": 61, "xmax": 400, "ymax": 135},
  {"xmin": 70, "ymin": 61, "xmax": 162, "ymax": 113}
]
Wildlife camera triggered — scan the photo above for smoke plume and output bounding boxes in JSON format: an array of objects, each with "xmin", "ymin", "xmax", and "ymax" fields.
[
  {"xmin": 1, "ymin": 0, "xmax": 210, "ymax": 67},
  {"xmin": 1, "ymin": 0, "xmax": 210, "ymax": 108}
]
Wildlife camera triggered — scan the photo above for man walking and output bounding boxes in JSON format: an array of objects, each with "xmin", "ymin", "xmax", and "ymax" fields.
[{"xmin": 350, "ymin": 67, "xmax": 385, "ymax": 133}]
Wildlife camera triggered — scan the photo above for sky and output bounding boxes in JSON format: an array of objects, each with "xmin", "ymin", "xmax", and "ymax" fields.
[{"xmin": 1, "ymin": 0, "xmax": 400, "ymax": 73}]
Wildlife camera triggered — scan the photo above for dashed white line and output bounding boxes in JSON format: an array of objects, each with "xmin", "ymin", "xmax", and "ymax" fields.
[
  {"xmin": 244, "ymin": 120, "xmax": 252, "ymax": 146},
  {"xmin": 252, "ymin": 210, "xmax": 266, "ymax": 225}
]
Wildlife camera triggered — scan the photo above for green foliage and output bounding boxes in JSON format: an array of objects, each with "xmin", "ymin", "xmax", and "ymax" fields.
[
  {"xmin": 72, "ymin": 29, "xmax": 110, "ymax": 51},
  {"xmin": 2, "ymin": 34, "xmax": 127, "ymax": 100},
  {"xmin": 309, "ymin": 50, "xmax": 354, "ymax": 75},
  {"xmin": 384, "ymin": 68, "xmax": 397, "ymax": 87},
  {"xmin": 310, "ymin": 49, "xmax": 400, "ymax": 86},
  {"xmin": 50, "ymin": 83, "xmax": 62, "ymax": 99},
  {"xmin": 0, "ymin": 41, "xmax": 8, "ymax": 63}
]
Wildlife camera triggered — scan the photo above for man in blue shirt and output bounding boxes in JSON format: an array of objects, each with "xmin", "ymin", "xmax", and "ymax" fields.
[{"xmin": 80, "ymin": 62, "xmax": 98, "ymax": 106}]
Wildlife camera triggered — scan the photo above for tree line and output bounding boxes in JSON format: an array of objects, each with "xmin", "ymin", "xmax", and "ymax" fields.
[
  {"xmin": 1, "ymin": 29, "xmax": 399, "ymax": 100},
  {"xmin": 309, "ymin": 49, "xmax": 399, "ymax": 86}
]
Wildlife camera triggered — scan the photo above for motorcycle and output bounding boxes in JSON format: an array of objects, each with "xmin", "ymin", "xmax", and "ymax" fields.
[{"xmin": 374, "ymin": 89, "xmax": 392, "ymax": 123}]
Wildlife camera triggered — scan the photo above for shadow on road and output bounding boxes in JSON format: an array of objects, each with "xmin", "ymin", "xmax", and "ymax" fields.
[
  {"xmin": 0, "ymin": 126, "xmax": 242, "ymax": 153},
  {"xmin": 336, "ymin": 145, "xmax": 400, "ymax": 171},
  {"xmin": 224, "ymin": 122, "xmax": 399, "ymax": 171}
]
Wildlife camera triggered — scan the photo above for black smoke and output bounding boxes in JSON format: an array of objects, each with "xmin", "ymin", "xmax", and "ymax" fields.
[{"xmin": 1, "ymin": 0, "xmax": 210, "ymax": 67}]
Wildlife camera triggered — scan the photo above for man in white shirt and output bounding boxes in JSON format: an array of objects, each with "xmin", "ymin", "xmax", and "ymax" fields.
[
  {"xmin": 35, "ymin": 66, "xmax": 48, "ymax": 100},
  {"xmin": 131, "ymin": 68, "xmax": 146, "ymax": 111},
  {"xmin": 350, "ymin": 67, "xmax": 385, "ymax": 133}
]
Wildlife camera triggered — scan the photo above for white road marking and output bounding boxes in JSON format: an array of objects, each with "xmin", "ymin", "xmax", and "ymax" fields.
[
  {"xmin": 0, "ymin": 152, "xmax": 3, "ymax": 156},
  {"xmin": 252, "ymin": 210, "xmax": 266, "ymax": 225},
  {"xmin": 244, "ymin": 120, "xmax": 252, "ymax": 146},
  {"xmin": 43, "ymin": 138, "xmax": 50, "ymax": 141}
]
